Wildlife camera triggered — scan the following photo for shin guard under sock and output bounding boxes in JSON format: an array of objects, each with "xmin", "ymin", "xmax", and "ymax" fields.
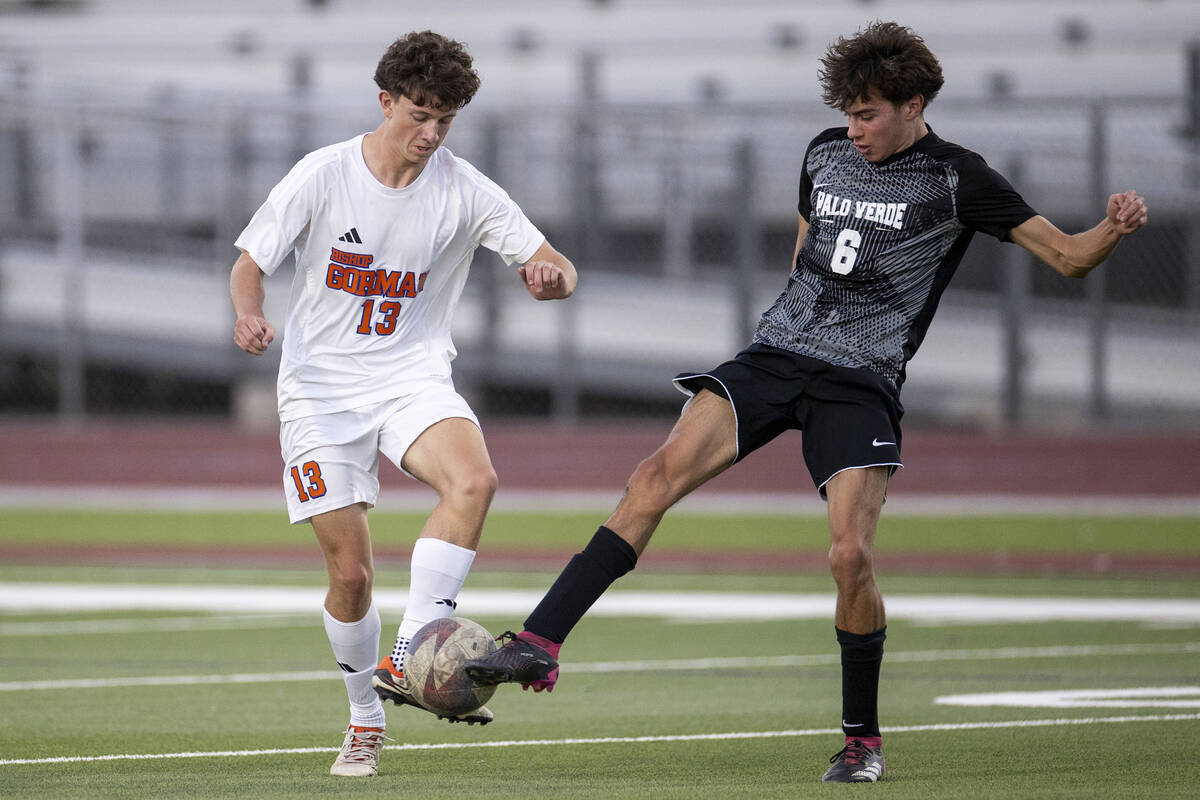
[
  {"xmin": 524, "ymin": 526, "xmax": 638, "ymax": 643},
  {"xmin": 323, "ymin": 604, "xmax": 386, "ymax": 728},
  {"xmin": 836, "ymin": 626, "xmax": 886, "ymax": 738},
  {"xmin": 391, "ymin": 537, "xmax": 476, "ymax": 671}
]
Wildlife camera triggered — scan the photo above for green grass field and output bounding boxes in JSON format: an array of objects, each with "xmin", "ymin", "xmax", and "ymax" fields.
[
  {"xmin": 4, "ymin": 509, "xmax": 1198, "ymax": 554},
  {"xmin": 1, "ymin": 508, "xmax": 1198, "ymax": 798}
]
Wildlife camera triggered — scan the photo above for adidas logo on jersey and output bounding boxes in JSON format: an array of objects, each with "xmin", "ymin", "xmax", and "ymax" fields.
[{"xmin": 338, "ymin": 227, "xmax": 363, "ymax": 244}]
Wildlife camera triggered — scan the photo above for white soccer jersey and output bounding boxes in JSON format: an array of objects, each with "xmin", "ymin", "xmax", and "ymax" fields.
[{"xmin": 236, "ymin": 135, "xmax": 545, "ymax": 421}]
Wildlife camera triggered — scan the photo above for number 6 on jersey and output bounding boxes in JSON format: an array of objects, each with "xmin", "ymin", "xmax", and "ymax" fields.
[{"xmin": 831, "ymin": 228, "xmax": 862, "ymax": 275}]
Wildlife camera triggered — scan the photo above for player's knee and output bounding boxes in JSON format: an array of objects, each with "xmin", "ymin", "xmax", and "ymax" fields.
[
  {"xmin": 828, "ymin": 539, "xmax": 875, "ymax": 586},
  {"xmin": 331, "ymin": 561, "xmax": 374, "ymax": 599},
  {"xmin": 448, "ymin": 464, "xmax": 498, "ymax": 511},
  {"xmin": 624, "ymin": 455, "xmax": 675, "ymax": 513}
]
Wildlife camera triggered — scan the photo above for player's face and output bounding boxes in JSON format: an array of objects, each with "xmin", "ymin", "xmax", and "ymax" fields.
[
  {"xmin": 844, "ymin": 93, "xmax": 923, "ymax": 163},
  {"xmin": 381, "ymin": 93, "xmax": 457, "ymax": 165}
]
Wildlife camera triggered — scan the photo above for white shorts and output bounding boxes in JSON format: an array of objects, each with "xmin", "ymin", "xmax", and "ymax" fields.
[{"xmin": 278, "ymin": 379, "xmax": 480, "ymax": 524}]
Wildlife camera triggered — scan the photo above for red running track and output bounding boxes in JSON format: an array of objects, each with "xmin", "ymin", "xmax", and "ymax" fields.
[{"xmin": 1, "ymin": 419, "xmax": 1196, "ymax": 497}]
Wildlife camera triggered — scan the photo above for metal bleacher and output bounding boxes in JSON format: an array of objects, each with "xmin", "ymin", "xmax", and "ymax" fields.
[{"xmin": 1, "ymin": 0, "xmax": 1198, "ymax": 426}]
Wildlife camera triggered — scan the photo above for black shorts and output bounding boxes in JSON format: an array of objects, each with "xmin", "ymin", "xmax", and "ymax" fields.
[{"xmin": 673, "ymin": 343, "xmax": 904, "ymax": 496}]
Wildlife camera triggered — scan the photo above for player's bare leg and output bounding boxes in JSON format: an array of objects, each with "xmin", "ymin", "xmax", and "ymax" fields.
[
  {"xmin": 604, "ymin": 388, "xmax": 739, "ymax": 555},
  {"xmin": 371, "ymin": 417, "xmax": 496, "ymax": 724},
  {"xmin": 824, "ymin": 467, "xmax": 888, "ymax": 634},
  {"xmin": 467, "ymin": 389, "xmax": 738, "ymax": 689},
  {"xmin": 822, "ymin": 466, "xmax": 889, "ymax": 783},
  {"xmin": 313, "ymin": 504, "xmax": 375, "ymax": 622},
  {"xmin": 401, "ymin": 417, "xmax": 498, "ymax": 551}
]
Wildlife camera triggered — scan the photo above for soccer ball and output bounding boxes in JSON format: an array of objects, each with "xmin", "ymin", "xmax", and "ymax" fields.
[{"xmin": 404, "ymin": 617, "xmax": 499, "ymax": 716}]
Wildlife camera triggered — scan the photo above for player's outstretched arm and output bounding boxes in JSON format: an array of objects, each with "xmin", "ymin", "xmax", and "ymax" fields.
[
  {"xmin": 230, "ymin": 250, "xmax": 276, "ymax": 355},
  {"xmin": 1009, "ymin": 189, "xmax": 1148, "ymax": 278},
  {"xmin": 518, "ymin": 239, "xmax": 577, "ymax": 300}
]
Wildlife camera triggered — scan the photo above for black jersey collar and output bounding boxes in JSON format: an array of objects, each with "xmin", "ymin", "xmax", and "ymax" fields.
[{"xmin": 874, "ymin": 126, "xmax": 940, "ymax": 167}]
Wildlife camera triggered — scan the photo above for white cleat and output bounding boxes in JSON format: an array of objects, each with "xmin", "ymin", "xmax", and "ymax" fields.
[{"xmin": 329, "ymin": 725, "xmax": 386, "ymax": 777}]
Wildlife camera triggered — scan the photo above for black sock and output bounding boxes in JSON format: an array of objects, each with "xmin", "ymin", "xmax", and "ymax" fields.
[
  {"xmin": 836, "ymin": 626, "xmax": 886, "ymax": 738},
  {"xmin": 524, "ymin": 526, "xmax": 638, "ymax": 644}
]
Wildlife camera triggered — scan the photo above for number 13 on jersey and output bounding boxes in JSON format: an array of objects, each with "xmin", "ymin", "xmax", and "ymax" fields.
[
  {"xmin": 355, "ymin": 299, "xmax": 401, "ymax": 335},
  {"xmin": 290, "ymin": 461, "xmax": 327, "ymax": 502}
]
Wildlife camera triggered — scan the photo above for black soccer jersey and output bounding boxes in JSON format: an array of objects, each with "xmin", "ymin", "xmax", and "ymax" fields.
[{"xmin": 753, "ymin": 127, "xmax": 1037, "ymax": 386}]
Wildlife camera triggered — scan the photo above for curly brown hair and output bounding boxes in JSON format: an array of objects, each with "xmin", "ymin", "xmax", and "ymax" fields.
[
  {"xmin": 819, "ymin": 21, "xmax": 944, "ymax": 112},
  {"xmin": 374, "ymin": 31, "xmax": 481, "ymax": 110}
]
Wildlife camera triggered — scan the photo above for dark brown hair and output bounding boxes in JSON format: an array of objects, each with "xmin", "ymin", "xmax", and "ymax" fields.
[
  {"xmin": 374, "ymin": 30, "xmax": 481, "ymax": 110},
  {"xmin": 819, "ymin": 21, "xmax": 944, "ymax": 111}
]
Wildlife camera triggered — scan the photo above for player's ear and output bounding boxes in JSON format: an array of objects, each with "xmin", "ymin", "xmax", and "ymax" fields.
[
  {"xmin": 379, "ymin": 90, "xmax": 395, "ymax": 118},
  {"xmin": 904, "ymin": 95, "xmax": 925, "ymax": 119}
]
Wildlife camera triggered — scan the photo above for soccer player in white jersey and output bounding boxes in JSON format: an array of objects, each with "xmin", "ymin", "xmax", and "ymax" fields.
[
  {"xmin": 465, "ymin": 21, "xmax": 1148, "ymax": 783},
  {"xmin": 230, "ymin": 31, "xmax": 577, "ymax": 777}
]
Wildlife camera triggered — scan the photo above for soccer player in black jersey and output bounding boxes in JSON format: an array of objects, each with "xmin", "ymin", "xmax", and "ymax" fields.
[{"xmin": 466, "ymin": 21, "xmax": 1148, "ymax": 783}]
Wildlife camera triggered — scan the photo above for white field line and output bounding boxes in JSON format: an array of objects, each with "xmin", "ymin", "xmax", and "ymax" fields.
[
  {"xmin": 2, "ymin": 714, "xmax": 1198, "ymax": 767},
  {"xmin": 2, "ymin": 641, "xmax": 1197, "ymax": 693},
  {"xmin": 937, "ymin": 686, "xmax": 1200, "ymax": 708},
  {"xmin": 0, "ymin": 613, "xmax": 311, "ymax": 636},
  {"xmin": 1, "ymin": 484, "xmax": 1198, "ymax": 515},
  {"xmin": 4, "ymin": 584, "xmax": 1200, "ymax": 624}
]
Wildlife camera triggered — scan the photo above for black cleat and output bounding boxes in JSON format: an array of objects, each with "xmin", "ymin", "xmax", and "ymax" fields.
[
  {"xmin": 464, "ymin": 631, "xmax": 559, "ymax": 687},
  {"xmin": 821, "ymin": 739, "xmax": 886, "ymax": 783}
]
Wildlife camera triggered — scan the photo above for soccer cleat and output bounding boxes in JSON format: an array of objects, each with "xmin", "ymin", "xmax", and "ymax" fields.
[
  {"xmin": 463, "ymin": 630, "xmax": 560, "ymax": 691},
  {"xmin": 371, "ymin": 655, "xmax": 494, "ymax": 725},
  {"xmin": 330, "ymin": 725, "xmax": 386, "ymax": 777},
  {"xmin": 821, "ymin": 738, "xmax": 886, "ymax": 783}
]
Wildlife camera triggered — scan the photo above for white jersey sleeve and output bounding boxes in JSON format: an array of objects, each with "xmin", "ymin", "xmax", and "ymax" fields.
[
  {"xmin": 459, "ymin": 160, "xmax": 544, "ymax": 266},
  {"xmin": 234, "ymin": 149, "xmax": 336, "ymax": 275}
]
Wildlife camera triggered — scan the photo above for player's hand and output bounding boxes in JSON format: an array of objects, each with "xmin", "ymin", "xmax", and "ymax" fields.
[
  {"xmin": 233, "ymin": 315, "xmax": 276, "ymax": 355},
  {"xmin": 1106, "ymin": 190, "xmax": 1148, "ymax": 235},
  {"xmin": 519, "ymin": 260, "xmax": 571, "ymax": 300}
]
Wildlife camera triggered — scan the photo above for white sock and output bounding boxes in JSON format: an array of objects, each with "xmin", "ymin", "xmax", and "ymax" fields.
[
  {"xmin": 390, "ymin": 538, "xmax": 476, "ymax": 671},
  {"xmin": 323, "ymin": 603, "xmax": 386, "ymax": 728}
]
